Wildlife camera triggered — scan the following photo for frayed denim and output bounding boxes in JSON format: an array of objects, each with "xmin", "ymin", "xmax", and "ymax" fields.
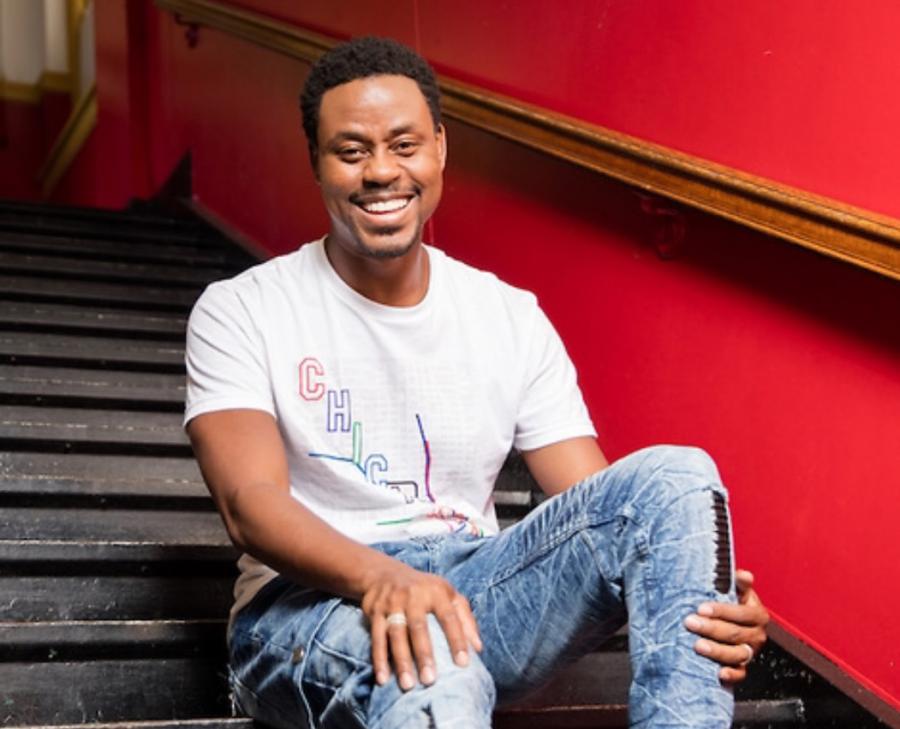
[{"xmin": 229, "ymin": 445, "xmax": 736, "ymax": 728}]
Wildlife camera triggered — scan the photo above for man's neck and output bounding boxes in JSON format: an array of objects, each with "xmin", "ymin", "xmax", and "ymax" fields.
[{"xmin": 323, "ymin": 236, "xmax": 431, "ymax": 307}]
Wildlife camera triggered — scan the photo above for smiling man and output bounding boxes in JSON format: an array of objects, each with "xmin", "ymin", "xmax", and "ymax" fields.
[{"xmin": 185, "ymin": 37, "xmax": 768, "ymax": 729}]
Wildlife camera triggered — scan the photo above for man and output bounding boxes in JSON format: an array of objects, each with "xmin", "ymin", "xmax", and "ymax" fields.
[{"xmin": 185, "ymin": 37, "xmax": 768, "ymax": 729}]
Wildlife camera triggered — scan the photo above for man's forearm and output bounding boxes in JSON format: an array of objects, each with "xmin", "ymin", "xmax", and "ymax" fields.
[{"xmin": 223, "ymin": 480, "xmax": 404, "ymax": 600}]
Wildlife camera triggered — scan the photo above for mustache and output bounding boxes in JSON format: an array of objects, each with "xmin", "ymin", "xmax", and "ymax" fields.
[{"xmin": 350, "ymin": 186, "xmax": 420, "ymax": 204}]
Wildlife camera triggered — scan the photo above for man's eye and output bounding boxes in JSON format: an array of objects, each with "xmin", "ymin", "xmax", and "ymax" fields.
[
  {"xmin": 339, "ymin": 148, "xmax": 366, "ymax": 161},
  {"xmin": 394, "ymin": 141, "xmax": 418, "ymax": 155}
]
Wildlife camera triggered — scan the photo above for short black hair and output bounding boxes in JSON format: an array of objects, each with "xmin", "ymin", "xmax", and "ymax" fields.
[{"xmin": 300, "ymin": 36, "xmax": 442, "ymax": 156}]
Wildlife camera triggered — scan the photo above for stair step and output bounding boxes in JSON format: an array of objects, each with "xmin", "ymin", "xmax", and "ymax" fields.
[
  {"xmin": 0, "ymin": 507, "xmax": 226, "ymax": 542},
  {"xmin": 0, "ymin": 453, "xmax": 205, "ymax": 500},
  {"xmin": 0, "ymin": 214, "xmax": 216, "ymax": 247},
  {"xmin": 0, "ymin": 199, "xmax": 206, "ymax": 229},
  {"xmin": 0, "ymin": 539, "xmax": 237, "ymax": 564},
  {"xmin": 0, "ymin": 574, "xmax": 233, "ymax": 621},
  {"xmin": 0, "ymin": 657, "xmax": 229, "ymax": 724},
  {"xmin": 1, "ymin": 719, "xmax": 252, "ymax": 729},
  {"xmin": 0, "ymin": 301, "xmax": 186, "ymax": 340},
  {"xmin": 0, "ymin": 251, "xmax": 229, "ymax": 288},
  {"xmin": 0, "ymin": 365, "xmax": 186, "ymax": 409},
  {"xmin": 0, "ymin": 230, "xmax": 242, "ymax": 267},
  {"xmin": 0, "ymin": 619, "xmax": 224, "ymax": 656},
  {"xmin": 0, "ymin": 332, "xmax": 185, "ymax": 371},
  {"xmin": 0, "ymin": 275, "xmax": 198, "ymax": 311},
  {"xmin": 493, "ymin": 698, "xmax": 806, "ymax": 728},
  {"xmin": 0, "ymin": 619, "xmax": 224, "ymax": 657},
  {"xmin": 0, "ymin": 405, "xmax": 188, "ymax": 454}
]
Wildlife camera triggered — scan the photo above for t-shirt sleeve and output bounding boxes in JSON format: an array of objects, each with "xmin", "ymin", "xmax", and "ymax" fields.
[
  {"xmin": 183, "ymin": 282, "xmax": 275, "ymax": 426},
  {"xmin": 513, "ymin": 303, "xmax": 597, "ymax": 451}
]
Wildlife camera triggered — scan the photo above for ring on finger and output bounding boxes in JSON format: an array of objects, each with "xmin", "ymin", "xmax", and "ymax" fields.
[
  {"xmin": 386, "ymin": 612, "xmax": 408, "ymax": 628},
  {"xmin": 738, "ymin": 643, "xmax": 754, "ymax": 666}
]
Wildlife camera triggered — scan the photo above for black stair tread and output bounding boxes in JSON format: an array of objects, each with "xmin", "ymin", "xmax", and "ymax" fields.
[
  {"xmin": 0, "ymin": 274, "xmax": 199, "ymax": 310},
  {"xmin": 0, "ymin": 618, "xmax": 224, "ymax": 650},
  {"xmin": 0, "ymin": 539, "xmax": 237, "ymax": 563},
  {"xmin": 494, "ymin": 699, "xmax": 805, "ymax": 727},
  {"xmin": 0, "ymin": 199, "xmax": 206, "ymax": 229},
  {"xmin": 0, "ymin": 229, "xmax": 240, "ymax": 267},
  {"xmin": 0, "ymin": 453, "xmax": 204, "ymax": 498},
  {"xmin": 0, "ymin": 365, "xmax": 185, "ymax": 405},
  {"xmin": 0, "ymin": 250, "xmax": 230, "ymax": 287},
  {"xmin": 0, "ymin": 658, "xmax": 230, "ymax": 724},
  {"xmin": 0, "ymin": 301, "xmax": 186, "ymax": 338},
  {"xmin": 0, "ymin": 215, "xmax": 215, "ymax": 247},
  {"xmin": 0, "ymin": 719, "xmax": 252, "ymax": 729},
  {"xmin": 0, "ymin": 332, "xmax": 185, "ymax": 369},
  {"xmin": 0, "ymin": 507, "xmax": 227, "ymax": 542},
  {"xmin": 0, "ymin": 575, "xmax": 234, "ymax": 621},
  {"xmin": 0, "ymin": 405, "xmax": 188, "ymax": 452}
]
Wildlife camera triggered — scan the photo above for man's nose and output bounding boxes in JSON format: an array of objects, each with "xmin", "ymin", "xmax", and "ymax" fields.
[{"xmin": 362, "ymin": 149, "xmax": 400, "ymax": 186}]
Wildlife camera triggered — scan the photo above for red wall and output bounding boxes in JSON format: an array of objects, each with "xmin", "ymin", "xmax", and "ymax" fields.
[
  {"xmin": 0, "ymin": 92, "xmax": 69, "ymax": 201},
  {"xmin": 50, "ymin": 0, "xmax": 900, "ymax": 710}
]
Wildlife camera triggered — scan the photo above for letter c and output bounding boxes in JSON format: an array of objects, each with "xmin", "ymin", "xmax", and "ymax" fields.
[{"xmin": 299, "ymin": 357, "xmax": 325, "ymax": 401}]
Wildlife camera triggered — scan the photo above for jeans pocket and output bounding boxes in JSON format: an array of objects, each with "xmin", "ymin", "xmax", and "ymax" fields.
[
  {"xmin": 230, "ymin": 630, "xmax": 313, "ymax": 729},
  {"xmin": 301, "ymin": 602, "xmax": 372, "ymax": 726}
]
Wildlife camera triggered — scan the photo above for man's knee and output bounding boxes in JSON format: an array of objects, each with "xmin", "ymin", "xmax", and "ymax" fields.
[
  {"xmin": 370, "ymin": 615, "xmax": 495, "ymax": 729},
  {"xmin": 627, "ymin": 444, "xmax": 726, "ymax": 505}
]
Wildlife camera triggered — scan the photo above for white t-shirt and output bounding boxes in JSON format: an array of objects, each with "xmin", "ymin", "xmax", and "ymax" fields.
[{"xmin": 184, "ymin": 238, "xmax": 596, "ymax": 618}]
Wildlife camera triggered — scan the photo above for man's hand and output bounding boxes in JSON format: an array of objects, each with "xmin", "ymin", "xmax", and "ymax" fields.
[
  {"xmin": 361, "ymin": 562, "xmax": 482, "ymax": 690},
  {"xmin": 684, "ymin": 569, "xmax": 769, "ymax": 683}
]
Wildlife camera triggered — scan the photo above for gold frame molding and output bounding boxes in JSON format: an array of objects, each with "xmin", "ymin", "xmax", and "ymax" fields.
[
  {"xmin": 39, "ymin": 85, "xmax": 98, "ymax": 196},
  {"xmin": 156, "ymin": 0, "xmax": 900, "ymax": 282}
]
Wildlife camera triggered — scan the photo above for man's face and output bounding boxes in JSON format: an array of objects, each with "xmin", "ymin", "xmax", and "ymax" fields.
[{"xmin": 315, "ymin": 74, "xmax": 446, "ymax": 260}]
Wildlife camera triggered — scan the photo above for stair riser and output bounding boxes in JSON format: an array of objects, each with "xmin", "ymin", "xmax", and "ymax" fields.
[
  {"xmin": 0, "ymin": 576, "xmax": 233, "ymax": 621},
  {"xmin": 0, "ymin": 659, "xmax": 230, "ymax": 725}
]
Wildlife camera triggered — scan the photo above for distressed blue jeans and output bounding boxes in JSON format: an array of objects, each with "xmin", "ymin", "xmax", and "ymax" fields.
[{"xmin": 229, "ymin": 445, "xmax": 737, "ymax": 728}]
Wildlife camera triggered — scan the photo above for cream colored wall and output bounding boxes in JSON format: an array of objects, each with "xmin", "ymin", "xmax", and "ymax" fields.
[
  {"xmin": 75, "ymin": 0, "xmax": 93, "ymax": 99},
  {"xmin": 43, "ymin": 0, "xmax": 68, "ymax": 74},
  {"xmin": 0, "ymin": 0, "xmax": 47, "ymax": 84}
]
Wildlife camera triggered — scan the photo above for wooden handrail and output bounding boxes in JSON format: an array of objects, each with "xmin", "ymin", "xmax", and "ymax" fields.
[{"xmin": 156, "ymin": 0, "xmax": 900, "ymax": 282}]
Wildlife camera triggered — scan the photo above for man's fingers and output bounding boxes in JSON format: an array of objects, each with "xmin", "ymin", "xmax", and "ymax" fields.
[
  {"xmin": 387, "ymin": 613, "xmax": 417, "ymax": 691},
  {"xmin": 685, "ymin": 614, "xmax": 761, "ymax": 648},
  {"xmin": 435, "ymin": 602, "xmax": 470, "ymax": 667},
  {"xmin": 453, "ymin": 594, "xmax": 482, "ymax": 653},
  {"xmin": 370, "ymin": 613, "xmax": 390, "ymax": 686},
  {"xmin": 735, "ymin": 569, "xmax": 755, "ymax": 594},
  {"xmin": 719, "ymin": 665, "xmax": 748, "ymax": 684},
  {"xmin": 697, "ymin": 598, "xmax": 768, "ymax": 627},
  {"xmin": 406, "ymin": 611, "xmax": 436, "ymax": 686},
  {"xmin": 693, "ymin": 638, "xmax": 756, "ymax": 667}
]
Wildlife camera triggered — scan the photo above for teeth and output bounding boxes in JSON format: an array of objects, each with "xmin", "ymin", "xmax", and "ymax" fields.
[{"xmin": 362, "ymin": 198, "xmax": 410, "ymax": 213}]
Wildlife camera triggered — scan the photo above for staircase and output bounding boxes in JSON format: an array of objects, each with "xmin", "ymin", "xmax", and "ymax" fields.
[{"xmin": 0, "ymin": 200, "xmax": 889, "ymax": 729}]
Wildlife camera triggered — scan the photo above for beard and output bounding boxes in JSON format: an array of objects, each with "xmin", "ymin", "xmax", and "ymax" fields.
[{"xmin": 351, "ymin": 219, "xmax": 424, "ymax": 259}]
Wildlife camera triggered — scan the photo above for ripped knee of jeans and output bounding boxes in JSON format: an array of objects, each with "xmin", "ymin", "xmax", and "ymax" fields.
[{"xmin": 712, "ymin": 491, "xmax": 733, "ymax": 594}]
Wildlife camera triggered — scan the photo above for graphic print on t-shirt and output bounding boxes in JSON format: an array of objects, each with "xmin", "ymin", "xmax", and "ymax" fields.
[{"xmin": 298, "ymin": 355, "xmax": 483, "ymax": 536}]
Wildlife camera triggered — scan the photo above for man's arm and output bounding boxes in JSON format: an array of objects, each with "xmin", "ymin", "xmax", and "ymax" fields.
[
  {"xmin": 188, "ymin": 408, "xmax": 481, "ymax": 690},
  {"xmin": 521, "ymin": 436, "xmax": 768, "ymax": 682}
]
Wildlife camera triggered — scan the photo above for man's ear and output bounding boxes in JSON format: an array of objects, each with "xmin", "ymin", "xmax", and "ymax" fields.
[{"xmin": 437, "ymin": 124, "xmax": 447, "ymax": 171}]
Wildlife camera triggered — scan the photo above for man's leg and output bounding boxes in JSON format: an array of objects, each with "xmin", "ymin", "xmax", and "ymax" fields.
[
  {"xmin": 446, "ymin": 445, "xmax": 737, "ymax": 728},
  {"xmin": 229, "ymin": 574, "xmax": 495, "ymax": 729}
]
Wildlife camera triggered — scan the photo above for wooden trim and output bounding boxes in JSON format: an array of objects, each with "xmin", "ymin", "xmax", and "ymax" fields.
[
  {"xmin": 154, "ymin": 0, "xmax": 900, "ymax": 282},
  {"xmin": 0, "ymin": 74, "xmax": 72, "ymax": 102},
  {"xmin": 41, "ymin": 71, "xmax": 72, "ymax": 94},
  {"xmin": 38, "ymin": 85, "xmax": 98, "ymax": 196},
  {"xmin": 0, "ymin": 80, "xmax": 44, "ymax": 104}
]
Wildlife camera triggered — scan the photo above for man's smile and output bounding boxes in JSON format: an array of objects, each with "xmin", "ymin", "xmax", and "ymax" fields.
[{"xmin": 357, "ymin": 196, "xmax": 413, "ymax": 214}]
